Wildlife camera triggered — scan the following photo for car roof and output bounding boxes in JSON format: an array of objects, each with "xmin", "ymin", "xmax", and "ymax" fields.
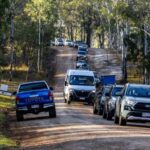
[
  {"xmin": 67, "ymin": 69, "xmax": 94, "ymax": 76},
  {"xmin": 126, "ymin": 83, "xmax": 150, "ymax": 88},
  {"xmin": 20, "ymin": 80, "xmax": 47, "ymax": 86}
]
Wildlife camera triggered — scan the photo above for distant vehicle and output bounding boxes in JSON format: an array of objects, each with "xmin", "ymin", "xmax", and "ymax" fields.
[
  {"xmin": 76, "ymin": 60, "xmax": 87, "ymax": 69},
  {"xmin": 14, "ymin": 81, "xmax": 56, "ymax": 121},
  {"xmin": 78, "ymin": 43, "xmax": 88, "ymax": 49},
  {"xmin": 103, "ymin": 85, "xmax": 124, "ymax": 120},
  {"xmin": 64, "ymin": 69, "xmax": 96, "ymax": 104},
  {"xmin": 77, "ymin": 63, "xmax": 89, "ymax": 70},
  {"xmin": 74, "ymin": 40, "xmax": 85, "ymax": 48},
  {"xmin": 115, "ymin": 83, "xmax": 150, "ymax": 126},
  {"xmin": 50, "ymin": 40, "xmax": 55, "ymax": 46},
  {"xmin": 65, "ymin": 40, "xmax": 74, "ymax": 47},
  {"xmin": 76, "ymin": 51, "xmax": 88, "ymax": 61},
  {"xmin": 55, "ymin": 38, "xmax": 64, "ymax": 46},
  {"xmin": 78, "ymin": 47, "xmax": 88, "ymax": 53},
  {"xmin": 93, "ymin": 85, "xmax": 112, "ymax": 115}
]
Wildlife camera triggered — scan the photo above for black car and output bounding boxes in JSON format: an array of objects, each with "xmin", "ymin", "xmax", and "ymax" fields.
[
  {"xmin": 103, "ymin": 85, "xmax": 124, "ymax": 120},
  {"xmin": 93, "ymin": 86, "xmax": 112, "ymax": 115}
]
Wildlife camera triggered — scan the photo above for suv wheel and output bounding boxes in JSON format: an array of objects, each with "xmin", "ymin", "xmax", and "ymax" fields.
[
  {"xmin": 106, "ymin": 111, "xmax": 112, "ymax": 120},
  {"xmin": 49, "ymin": 106, "xmax": 56, "ymax": 118},
  {"xmin": 16, "ymin": 111, "xmax": 24, "ymax": 121},
  {"xmin": 98, "ymin": 108, "xmax": 103, "ymax": 115},
  {"xmin": 114, "ymin": 114, "xmax": 119, "ymax": 124},
  {"xmin": 102, "ymin": 107, "xmax": 107, "ymax": 119},
  {"xmin": 119, "ymin": 115, "xmax": 126, "ymax": 126},
  {"xmin": 93, "ymin": 103, "xmax": 98, "ymax": 114}
]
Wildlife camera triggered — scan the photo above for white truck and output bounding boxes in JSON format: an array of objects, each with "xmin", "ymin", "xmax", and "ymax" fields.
[{"xmin": 64, "ymin": 69, "xmax": 96, "ymax": 104}]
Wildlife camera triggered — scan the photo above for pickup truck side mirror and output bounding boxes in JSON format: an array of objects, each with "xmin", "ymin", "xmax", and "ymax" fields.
[
  {"xmin": 12, "ymin": 91, "xmax": 17, "ymax": 95},
  {"xmin": 50, "ymin": 87, "xmax": 54, "ymax": 91}
]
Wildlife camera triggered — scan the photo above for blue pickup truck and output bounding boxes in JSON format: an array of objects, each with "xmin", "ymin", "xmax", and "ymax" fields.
[{"xmin": 14, "ymin": 81, "xmax": 56, "ymax": 121}]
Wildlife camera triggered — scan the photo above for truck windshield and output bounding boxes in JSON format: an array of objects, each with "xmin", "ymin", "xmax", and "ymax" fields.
[
  {"xmin": 69, "ymin": 75, "xmax": 94, "ymax": 86},
  {"xmin": 19, "ymin": 82, "xmax": 48, "ymax": 92},
  {"xmin": 126, "ymin": 86, "xmax": 150, "ymax": 98}
]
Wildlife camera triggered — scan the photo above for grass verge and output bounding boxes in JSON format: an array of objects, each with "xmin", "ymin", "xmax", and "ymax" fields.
[{"xmin": 0, "ymin": 95, "xmax": 17, "ymax": 149}]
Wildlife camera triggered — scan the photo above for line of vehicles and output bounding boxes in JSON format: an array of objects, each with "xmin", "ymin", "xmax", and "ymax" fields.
[
  {"xmin": 51, "ymin": 38, "xmax": 88, "ymax": 49},
  {"xmin": 13, "ymin": 42, "xmax": 150, "ymax": 126}
]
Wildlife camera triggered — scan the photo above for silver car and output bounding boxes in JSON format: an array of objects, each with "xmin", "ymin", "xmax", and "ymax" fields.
[{"xmin": 115, "ymin": 83, "xmax": 150, "ymax": 126}]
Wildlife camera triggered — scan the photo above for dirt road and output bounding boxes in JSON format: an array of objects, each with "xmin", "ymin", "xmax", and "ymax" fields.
[{"xmin": 10, "ymin": 47, "xmax": 150, "ymax": 150}]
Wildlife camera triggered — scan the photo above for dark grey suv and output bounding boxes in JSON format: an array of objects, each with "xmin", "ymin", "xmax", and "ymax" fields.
[
  {"xmin": 114, "ymin": 83, "xmax": 150, "ymax": 126},
  {"xmin": 93, "ymin": 86, "xmax": 112, "ymax": 115},
  {"xmin": 103, "ymin": 85, "xmax": 124, "ymax": 120}
]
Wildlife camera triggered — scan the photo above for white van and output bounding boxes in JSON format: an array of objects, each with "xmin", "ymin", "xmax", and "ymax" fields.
[{"xmin": 64, "ymin": 69, "xmax": 96, "ymax": 104}]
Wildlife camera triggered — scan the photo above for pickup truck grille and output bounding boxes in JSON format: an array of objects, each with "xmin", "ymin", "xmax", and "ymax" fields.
[
  {"xmin": 134, "ymin": 103, "xmax": 150, "ymax": 111},
  {"xmin": 75, "ymin": 90, "xmax": 90, "ymax": 98}
]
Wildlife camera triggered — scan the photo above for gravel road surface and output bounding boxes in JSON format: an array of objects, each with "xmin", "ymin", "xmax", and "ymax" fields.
[{"xmin": 9, "ymin": 47, "xmax": 150, "ymax": 150}]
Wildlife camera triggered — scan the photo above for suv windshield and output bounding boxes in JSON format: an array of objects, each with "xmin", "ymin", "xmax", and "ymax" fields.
[
  {"xmin": 19, "ymin": 82, "xmax": 48, "ymax": 92},
  {"xmin": 78, "ymin": 51, "xmax": 86, "ymax": 55},
  {"xmin": 112, "ymin": 87, "xmax": 123, "ymax": 96},
  {"xmin": 126, "ymin": 86, "xmax": 150, "ymax": 98},
  {"xmin": 69, "ymin": 75, "xmax": 94, "ymax": 86}
]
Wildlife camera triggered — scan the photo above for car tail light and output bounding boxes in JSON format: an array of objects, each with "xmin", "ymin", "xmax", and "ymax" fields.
[
  {"xmin": 48, "ymin": 92, "xmax": 54, "ymax": 101},
  {"xmin": 16, "ymin": 96, "xmax": 20, "ymax": 102}
]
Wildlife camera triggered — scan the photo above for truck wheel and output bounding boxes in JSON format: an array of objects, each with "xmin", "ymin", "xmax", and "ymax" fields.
[
  {"xmin": 67, "ymin": 95, "xmax": 71, "ymax": 105},
  {"xmin": 93, "ymin": 103, "xmax": 98, "ymax": 114},
  {"xmin": 16, "ymin": 111, "xmax": 24, "ymax": 121},
  {"xmin": 119, "ymin": 115, "xmax": 126, "ymax": 126},
  {"xmin": 49, "ymin": 106, "xmax": 56, "ymax": 118}
]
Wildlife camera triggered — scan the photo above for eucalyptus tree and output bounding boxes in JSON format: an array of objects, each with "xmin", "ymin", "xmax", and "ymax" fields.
[{"xmin": 24, "ymin": 0, "xmax": 58, "ymax": 72}]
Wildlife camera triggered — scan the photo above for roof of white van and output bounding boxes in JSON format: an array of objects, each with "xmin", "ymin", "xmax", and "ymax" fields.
[{"xmin": 67, "ymin": 69, "xmax": 94, "ymax": 76}]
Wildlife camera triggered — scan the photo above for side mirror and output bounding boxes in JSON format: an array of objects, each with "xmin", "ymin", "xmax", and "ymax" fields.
[
  {"xmin": 50, "ymin": 87, "xmax": 54, "ymax": 91},
  {"xmin": 12, "ymin": 91, "xmax": 17, "ymax": 95},
  {"xmin": 65, "ymin": 81, "xmax": 68, "ymax": 86}
]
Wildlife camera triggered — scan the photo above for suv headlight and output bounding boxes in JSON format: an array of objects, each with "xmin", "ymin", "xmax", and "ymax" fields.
[
  {"xmin": 125, "ymin": 99, "xmax": 137, "ymax": 106},
  {"xmin": 69, "ymin": 89, "xmax": 74, "ymax": 93}
]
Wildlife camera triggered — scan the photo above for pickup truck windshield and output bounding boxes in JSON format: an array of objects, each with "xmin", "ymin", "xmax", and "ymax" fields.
[
  {"xmin": 69, "ymin": 75, "xmax": 94, "ymax": 86},
  {"xmin": 19, "ymin": 82, "xmax": 48, "ymax": 92},
  {"xmin": 126, "ymin": 86, "xmax": 150, "ymax": 98}
]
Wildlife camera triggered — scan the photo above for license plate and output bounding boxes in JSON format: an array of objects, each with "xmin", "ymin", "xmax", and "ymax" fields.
[
  {"xmin": 142, "ymin": 113, "xmax": 150, "ymax": 117},
  {"xmin": 80, "ymin": 97, "xmax": 85, "ymax": 100},
  {"xmin": 31, "ymin": 105, "xmax": 39, "ymax": 109}
]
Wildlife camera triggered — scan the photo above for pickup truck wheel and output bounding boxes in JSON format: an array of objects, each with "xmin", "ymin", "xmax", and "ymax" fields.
[
  {"xmin": 119, "ymin": 115, "xmax": 126, "ymax": 126},
  {"xmin": 16, "ymin": 111, "xmax": 24, "ymax": 121},
  {"xmin": 93, "ymin": 103, "xmax": 98, "ymax": 114},
  {"xmin": 49, "ymin": 106, "xmax": 56, "ymax": 118}
]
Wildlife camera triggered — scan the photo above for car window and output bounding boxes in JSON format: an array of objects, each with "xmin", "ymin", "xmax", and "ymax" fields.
[
  {"xmin": 19, "ymin": 82, "xmax": 48, "ymax": 92},
  {"xmin": 126, "ymin": 86, "xmax": 150, "ymax": 98},
  {"xmin": 112, "ymin": 87, "xmax": 123, "ymax": 96},
  {"xmin": 69, "ymin": 75, "xmax": 94, "ymax": 86}
]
